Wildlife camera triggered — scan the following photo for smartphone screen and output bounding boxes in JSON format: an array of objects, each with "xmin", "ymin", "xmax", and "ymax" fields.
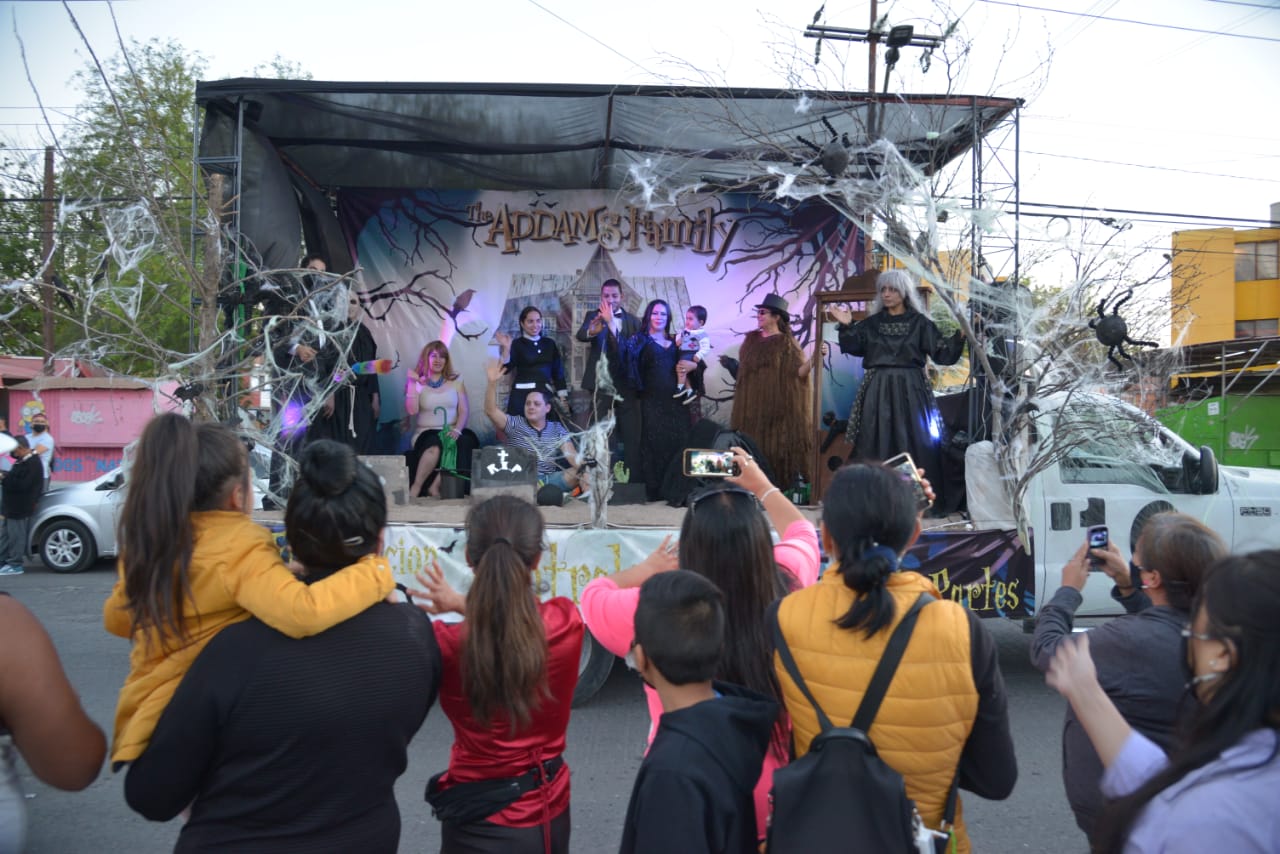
[
  {"xmin": 1086, "ymin": 525, "xmax": 1109, "ymax": 570},
  {"xmin": 884, "ymin": 452, "xmax": 932, "ymax": 512},
  {"xmin": 683, "ymin": 448, "xmax": 737, "ymax": 478}
]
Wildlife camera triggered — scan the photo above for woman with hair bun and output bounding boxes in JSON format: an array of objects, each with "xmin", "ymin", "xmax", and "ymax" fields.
[
  {"xmin": 772, "ymin": 462, "xmax": 1016, "ymax": 854},
  {"xmin": 413, "ymin": 495, "xmax": 583, "ymax": 854},
  {"xmin": 103, "ymin": 414, "xmax": 395, "ymax": 768},
  {"xmin": 123, "ymin": 439, "xmax": 439, "ymax": 852}
]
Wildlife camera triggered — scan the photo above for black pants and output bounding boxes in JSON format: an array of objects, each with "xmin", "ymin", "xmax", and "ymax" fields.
[
  {"xmin": 406, "ymin": 428, "xmax": 480, "ymax": 497},
  {"xmin": 440, "ymin": 807, "xmax": 570, "ymax": 854},
  {"xmin": 588, "ymin": 390, "xmax": 643, "ymax": 479}
]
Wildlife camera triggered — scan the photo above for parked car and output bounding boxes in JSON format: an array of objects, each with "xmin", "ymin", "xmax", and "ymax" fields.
[
  {"xmin": 29, "ymin": 462, "xmax": 270, "ymax": 573},
  {"xmin": 29, "ymin": 468, "xmax": 125, "ymax": 573}
]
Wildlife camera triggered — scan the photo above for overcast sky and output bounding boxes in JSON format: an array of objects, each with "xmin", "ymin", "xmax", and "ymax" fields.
[{"xmin": 2, "ymin": 0, "xmax": 1278, "ymax": 288}]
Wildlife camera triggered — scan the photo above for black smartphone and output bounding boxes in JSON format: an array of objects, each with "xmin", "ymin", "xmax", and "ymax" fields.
[
  {"xmin": 884, "ymin": 452, "xmax": 932, "ymax": 512},
  {"xmin": 1086, "ymin": 525, "xmax": 1109, "ymax": 570},
  {"xmin": 683, "ymin": 448, "xmax": 738, "ymax": 478}
]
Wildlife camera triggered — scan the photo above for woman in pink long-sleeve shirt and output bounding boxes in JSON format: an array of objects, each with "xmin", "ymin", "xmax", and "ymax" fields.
[{"xmin": 581, "ymin": 446, "xmax": 820, "ymax": 844}]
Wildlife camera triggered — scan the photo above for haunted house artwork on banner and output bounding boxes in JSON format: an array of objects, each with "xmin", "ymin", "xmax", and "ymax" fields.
[{"xmin": 336, "ymin": 190, "xmax": 863, "ymax": 451}]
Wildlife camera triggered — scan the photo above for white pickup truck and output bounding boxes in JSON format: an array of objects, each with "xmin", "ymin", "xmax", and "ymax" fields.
[{"xmin": 950, "ymin": 391, "xmax": 1280, "ymax": 623}]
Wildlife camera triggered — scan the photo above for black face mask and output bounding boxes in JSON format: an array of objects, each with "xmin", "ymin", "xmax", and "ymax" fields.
[
  {"xmin": 32, "ymin": 424, "xmax": 47, "ymax": 433},
  {"xmin": 1128, "ymin": 560, "xmax": 1143, "ymax": 591}
]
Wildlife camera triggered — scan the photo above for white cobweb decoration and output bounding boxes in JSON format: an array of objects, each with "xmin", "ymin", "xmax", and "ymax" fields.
[{"xmin": 608, "ymin": 84, "xmax": 1190, "ymax": 539}]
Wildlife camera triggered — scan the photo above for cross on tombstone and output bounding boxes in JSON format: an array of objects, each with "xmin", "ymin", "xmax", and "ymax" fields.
[{"xmin": 471, "ymin": 445, "xmax": 538, "ymax": 504}]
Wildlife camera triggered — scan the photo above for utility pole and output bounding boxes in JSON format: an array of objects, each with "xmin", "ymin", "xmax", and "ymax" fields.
[
  {"xmin": 805, "ymin": 8, "xmax": 946, "ymax": 96},
  {"xmin": 40, "ymin": 146, "xmax": 56, "ymax": 375},
  {"xmin": 805, "ymin": 6, "xmax": 945, "ymax": 268}
]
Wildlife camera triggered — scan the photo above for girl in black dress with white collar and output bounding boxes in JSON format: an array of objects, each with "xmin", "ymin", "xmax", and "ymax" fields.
[{"xmin": 497, "ymin": 305, "xmax": 568, "ymax": 421}]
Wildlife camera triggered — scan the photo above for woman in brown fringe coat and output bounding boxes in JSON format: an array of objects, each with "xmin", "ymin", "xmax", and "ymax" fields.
[{"xmin": 730, "ymin": 293, "xmax": 813, "ymax": 489}]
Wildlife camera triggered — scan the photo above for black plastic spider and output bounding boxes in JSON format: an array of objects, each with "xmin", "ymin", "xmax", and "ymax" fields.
[
  {"xmin": 1089, "ymin": 288, "xmax": 1158, "ymax": 370},
  {"xmin": 797, "ymin": 116, "xmax": 852, "ymax": 178}
]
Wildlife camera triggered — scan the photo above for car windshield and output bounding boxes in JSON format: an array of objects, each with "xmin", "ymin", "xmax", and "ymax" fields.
[{"xmin": 1054, "ymin": 395, "xmax": 1200, "ymax": 493}]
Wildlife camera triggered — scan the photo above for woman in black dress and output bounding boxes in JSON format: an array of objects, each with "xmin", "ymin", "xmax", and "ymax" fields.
[
  {"xmin": 830, "ymin": 269, "xmax": 963, "ymax": 504},
  {"xmin": 625, "ymin": 299, "xmax": 691, "ymax": 502},
  {"xmin": 497, "ymin": 305, "xmax": 568, "ymax": 421}
]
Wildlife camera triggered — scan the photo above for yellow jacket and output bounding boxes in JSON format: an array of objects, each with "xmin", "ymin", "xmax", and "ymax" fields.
[
  {"xmin": 103, "ymin": 510, "xmax": 395, "ymax": 763},
  {"xmin": 775, "ymin": 569, "xmax": 981, "ymax": 853}
]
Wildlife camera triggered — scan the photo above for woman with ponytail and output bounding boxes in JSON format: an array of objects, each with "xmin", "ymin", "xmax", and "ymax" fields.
[
  {"xmin": 103, "ymin": 414, "xmax": 395, "ymax": 767},
  {"xmin": 579, "ymin": 445, "xmax": 820, "ymax": 845},
  {"xmin": 414, "ymin": 495, "xmax": 583, "ymax": 854},
  {"xmin": 1049, "ymin": 550, "xmax": 1280, "ymax": 853},
  {"xmin": 772, "ymin": 462, "xmax": 1016, "ymax": 854},
  {"xmin": 123, "ymin": 440, "xmax": 439, "ymax": 852}
]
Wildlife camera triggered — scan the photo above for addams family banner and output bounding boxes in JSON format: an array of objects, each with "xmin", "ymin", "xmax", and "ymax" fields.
[{"xmin": 336, "ymin": 189, "xmax": 864, "ymax": 450}]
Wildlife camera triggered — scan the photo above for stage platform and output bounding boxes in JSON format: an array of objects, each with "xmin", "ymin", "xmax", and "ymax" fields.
[{"xmin": 253, "ymin": 497, "xmax": 1027, "ymax": 702}]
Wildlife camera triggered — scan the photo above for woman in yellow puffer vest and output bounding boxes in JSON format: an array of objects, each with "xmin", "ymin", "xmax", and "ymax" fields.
[{"xmin": 773, "ymin": 462, "xmax": 1017, "ymax": 853}]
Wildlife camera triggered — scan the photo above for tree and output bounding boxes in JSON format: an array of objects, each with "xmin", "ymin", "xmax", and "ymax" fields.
[
  {"xmin": 0, "ymin": 38, "xmax": 208, "ymax": 376},
  {"xmin": 0, "ymin": 144, "xmax": 47, "ymax": 351}
]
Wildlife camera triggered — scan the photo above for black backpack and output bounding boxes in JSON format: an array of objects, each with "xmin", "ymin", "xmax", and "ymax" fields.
[{"xmin": 768, "ymin": 593, "xmax": 958, "ymax": 854}]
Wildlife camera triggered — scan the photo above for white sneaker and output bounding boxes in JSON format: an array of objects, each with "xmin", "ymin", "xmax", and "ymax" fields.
[{"xmin": 0, "ymin": 564, "xmax": 23, "ymax": 576}]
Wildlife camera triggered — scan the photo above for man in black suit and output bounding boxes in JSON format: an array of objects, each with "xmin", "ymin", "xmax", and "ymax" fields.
[{"xmin": 576, "ymin": 278, "xmax": 643, "ymax": 475}]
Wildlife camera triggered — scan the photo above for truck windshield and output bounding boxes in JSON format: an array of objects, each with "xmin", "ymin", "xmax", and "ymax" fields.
[{"xmin": 1055, "ymin": 397, "xmax": 1199, "ymax": 494}]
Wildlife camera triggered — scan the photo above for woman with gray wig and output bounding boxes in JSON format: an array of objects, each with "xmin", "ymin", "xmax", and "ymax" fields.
[{"xmin": 828, "ymin": 269, "xmax": 963, "ymax": 506}]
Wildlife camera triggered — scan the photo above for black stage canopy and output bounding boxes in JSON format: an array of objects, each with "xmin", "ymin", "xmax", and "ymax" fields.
[{"xmin": 193, "ymin": 79, "xmax": 1019, "ymax": 269}]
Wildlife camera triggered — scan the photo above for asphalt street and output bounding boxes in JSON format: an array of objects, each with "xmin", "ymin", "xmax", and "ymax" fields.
[{"xmin": 10, "ymin": 558, "xmax": 1086, "ymax": 853}]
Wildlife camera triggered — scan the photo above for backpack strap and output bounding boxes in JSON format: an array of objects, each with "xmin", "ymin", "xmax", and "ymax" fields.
[
  {"xmin": 850, "ymin": 592, "xmax": 932, "ymax": 732},
  {"xmin": 769, "ymin": 599, "xmax": 836, "ymax": 733}
]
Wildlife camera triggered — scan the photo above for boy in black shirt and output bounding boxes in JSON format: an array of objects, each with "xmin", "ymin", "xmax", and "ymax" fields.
[{"xmin": 619, "ymin": 571, "xmax": 777, "ymax": 854}]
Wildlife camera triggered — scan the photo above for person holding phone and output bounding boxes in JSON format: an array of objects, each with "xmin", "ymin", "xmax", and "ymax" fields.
[
  {"xmin": 1046, "ymin": 551, "xmax": 1280, "ymax": 852},
  {"xmin": 772, "ymin": 461, "xmax": 1016, "ymax": 854},
  {"xmin": 581, "ymin": 446, "xmax": 820, "ymax": 845},
  {"xmin": 1029, "ymin": 513, "xmax": 1226, "ymax": 846}
]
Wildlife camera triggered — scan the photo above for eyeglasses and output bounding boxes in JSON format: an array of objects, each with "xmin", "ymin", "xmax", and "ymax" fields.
[
  {"xmin": 755, "ymin": 309, "xmax": 771, "ymax": 316},
  {"xmin": 1180, "ymin": 625, "xmax": 1215, "ymax": 642}
]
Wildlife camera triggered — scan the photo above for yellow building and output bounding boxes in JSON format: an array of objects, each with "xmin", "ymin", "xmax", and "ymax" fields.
[{"xmin": 1172, "ymin": 224, "xmax": 1280, "ymax": 344}]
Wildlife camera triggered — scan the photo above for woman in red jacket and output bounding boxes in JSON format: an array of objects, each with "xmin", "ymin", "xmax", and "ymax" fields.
[{"xmin": 414, "ymin": 495, "xmax": 583, "ymax": 854}]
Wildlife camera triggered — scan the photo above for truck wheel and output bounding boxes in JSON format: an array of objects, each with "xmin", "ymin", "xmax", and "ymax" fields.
[
  {"xmin": 40, "ymin": 519, "xmax": 98, "ymax": 574},
  {"xmin": 572, "ymin": 630, "xmax": 616, "ymax": 707}
]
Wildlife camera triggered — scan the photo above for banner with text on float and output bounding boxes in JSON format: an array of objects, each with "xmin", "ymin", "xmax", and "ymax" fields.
[
  {"xmin": 366, "ymin": 523, "xmax": 1034, "ymax": 619},
  {"xmin": 905, "ymin": 527, "xmax": 1034, "ymax": 618}
]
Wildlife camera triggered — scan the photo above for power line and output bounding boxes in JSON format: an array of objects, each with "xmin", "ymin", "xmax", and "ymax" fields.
[
  {"xmin": 1204, "ymin": 0, "xmax": 1280, "ymax": 9},
  {"xmin": 1018, "ymin": 200, "xmax": 1277, "ymax": 226},
  {"xmin": 523, "ymin": 0, "xmax": 650, "ymax": 73},
  {"xmin": 977, "ymin": 0, "xmax": 1280, "ymax": 41},
  {"xmin": 1022, "ymin": 148, "xmax": 1280, "ymax": 182}
]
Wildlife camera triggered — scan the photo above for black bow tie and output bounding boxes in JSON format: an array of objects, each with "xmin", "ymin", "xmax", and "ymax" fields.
[{"xmin": 613, "ymin": 310, "xmax": 622, "ymax": 318}]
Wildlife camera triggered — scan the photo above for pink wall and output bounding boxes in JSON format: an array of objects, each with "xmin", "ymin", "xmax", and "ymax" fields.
[{"xmin": 9, "ymin": 385, "xmax": 180, "ymax": 482}]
